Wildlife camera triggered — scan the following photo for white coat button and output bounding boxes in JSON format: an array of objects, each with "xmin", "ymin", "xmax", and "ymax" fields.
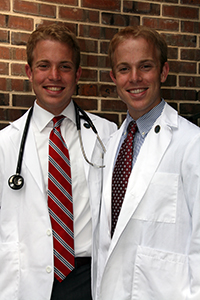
[
  {"xmin": 46, "ymin": 266, "xmax": 52, "ymax": 273},
  {"xmin": 46, "ymin": 229, "xmax": 52, "ymax": 236}
]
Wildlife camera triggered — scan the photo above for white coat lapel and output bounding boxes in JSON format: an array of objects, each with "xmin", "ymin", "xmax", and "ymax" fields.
[
  {"xmin": 9, "ymin": 112, "xmax": 45, "ymax": 194},
  {"xmin": 110, "ymin": 104, "xmax": 178, "ymax": 248}
]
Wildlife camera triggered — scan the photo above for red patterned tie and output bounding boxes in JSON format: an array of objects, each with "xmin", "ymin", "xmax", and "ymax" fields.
[
  {"xmin": 48, "ymin": 116, "xmax": 75, "ymax": 282},
  {"xmin": 111, "ymin": 121, "xmax": 137, "ymax": 237}
]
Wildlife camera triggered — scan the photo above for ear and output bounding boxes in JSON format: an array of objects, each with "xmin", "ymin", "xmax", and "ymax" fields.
[
  {"xmin": 110, "ymin": 70, "xmax": 117, "ymax": 84},
  {"xmin": 161, "ymin": 62, "xmax": 169, "ymax": 83},
  {"xmin": 25, "ymin": 64, "xmax": 33, "ymax": 82},
  {"xmin": 75, "ymin": 66, "xmax": 82, "ymax": 84}
]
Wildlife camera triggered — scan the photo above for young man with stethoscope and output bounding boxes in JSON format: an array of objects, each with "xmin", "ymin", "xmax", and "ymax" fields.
[{"xmin": 0, "ymin": 23, "xmax": 117, "ymax": 300}]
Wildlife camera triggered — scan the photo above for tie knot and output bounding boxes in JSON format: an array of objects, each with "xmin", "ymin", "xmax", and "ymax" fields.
[
  {"xmin": 127, "ymin": 121, "xmax": 137, "ymax": 135},
  {"xmin": 52, "ymin": 115, "xmax": 65, "ymax": 128}
]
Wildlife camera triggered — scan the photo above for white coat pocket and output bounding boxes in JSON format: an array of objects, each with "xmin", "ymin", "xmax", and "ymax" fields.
[
  {"xmin": 132, "ymin": 172, "xmax": 178, "ymax": 223},
  {"xmin": 132, "ymin": 245, "xmax": 188, "ymax": 300},
  {"xmin": 0, "ymin": 242, "xmax": 19, "ymax": 300}
]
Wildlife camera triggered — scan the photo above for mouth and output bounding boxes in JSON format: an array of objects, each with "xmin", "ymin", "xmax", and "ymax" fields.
[
  {"xmin": 128, "ymin": 88, "xmax": 148, "ymax": 94},
  {"xmin": 44, "ymin": 86, "xmax": 64, "ymax": 92}
]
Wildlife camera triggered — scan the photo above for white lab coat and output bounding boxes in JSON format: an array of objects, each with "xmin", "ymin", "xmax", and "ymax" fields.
[
  {"xmin": 96, "ymin": 102, "xmax": 200, "ymax": 300},
  {"xmin": 0, "ymin": 105, "xmax": 117, "ymax": 300}
]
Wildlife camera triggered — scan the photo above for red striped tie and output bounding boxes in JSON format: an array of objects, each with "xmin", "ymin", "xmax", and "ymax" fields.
[{"xmin": 48, "ymin": 116, "xmax": 75, "ymax": 282}]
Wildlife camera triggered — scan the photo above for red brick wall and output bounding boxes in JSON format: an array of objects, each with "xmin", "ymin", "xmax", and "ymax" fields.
[{"xmin": 0, "ymin": 0, "xmax": 199, "ymax": 128}]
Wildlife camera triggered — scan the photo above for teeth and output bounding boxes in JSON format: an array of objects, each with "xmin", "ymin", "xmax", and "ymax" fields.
[
  {"xmin": 129, "ymin": 89, "xmax": 145, "ymax": 94},
  {"xmin": 46, "ymin": 87, "xmax": 62, "ymax": 91}
]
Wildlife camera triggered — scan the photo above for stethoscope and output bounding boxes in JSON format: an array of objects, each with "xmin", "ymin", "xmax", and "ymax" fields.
[{"xmin": 8, "ymin": 101, "xmax": 106, "ymax": 190}]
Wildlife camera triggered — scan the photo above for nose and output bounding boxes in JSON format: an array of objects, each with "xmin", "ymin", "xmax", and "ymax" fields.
[
  {"xmin": 48, "ymin": 66, "xmax": 61, "ymax": 81},
  {"xmin": 129, "ymin": 68, "xmax": 142, "ymax": 83}
]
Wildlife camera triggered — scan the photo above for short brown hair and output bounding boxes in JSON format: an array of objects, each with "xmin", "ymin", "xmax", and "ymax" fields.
[
  {"xmin": 26, "ymin": 23, "xmax": 80, "ymax": 71},
  {"xmin": 109, "ymin": 26, "xmax": 168, "ymax": 74}
]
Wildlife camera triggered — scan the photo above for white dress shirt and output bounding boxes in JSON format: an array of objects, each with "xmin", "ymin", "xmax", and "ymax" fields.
[{"xmin": 32, "ymin": 100, "xmax": 91, "ymax": 257}]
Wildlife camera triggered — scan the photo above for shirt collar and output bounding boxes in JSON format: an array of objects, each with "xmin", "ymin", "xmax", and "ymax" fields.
[
  {"xmin": 125, "ymin": 99, "xmax": 165, "ymax": 138},
  {"xmin": 32, "ymin": 99, "xmax": 76, "ymax": 132}
]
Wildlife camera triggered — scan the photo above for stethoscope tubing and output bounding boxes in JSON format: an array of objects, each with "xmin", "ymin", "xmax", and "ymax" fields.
[{"xmin": 8, "ymin": 102, "xmax": 105, "ymax": 190}]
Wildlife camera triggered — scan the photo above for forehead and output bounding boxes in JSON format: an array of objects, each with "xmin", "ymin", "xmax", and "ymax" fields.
[
  {"xmin": 32, "ymin": 39, "xmax": 73, "ymax": 62},
  {"xmin": 114, "ymin": 37, "xmax": 160, "ymax": 64}
]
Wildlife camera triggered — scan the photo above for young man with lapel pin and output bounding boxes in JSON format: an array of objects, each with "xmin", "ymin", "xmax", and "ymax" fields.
[
  {"xmin": 0, "ymin": 23, "xmax": 117, "ymax": 300},
  {"xmin": 95, "ymin": 26, "xmax": 200, "ymax": 300}
]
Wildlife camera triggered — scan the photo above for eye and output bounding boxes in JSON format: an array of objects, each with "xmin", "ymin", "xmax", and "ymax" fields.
[
  {"xmin": 60, "ymin": 64, "xmax": 73, "ymax": 71},
  {"xmin": 117, "ymin": 66, "xmax": 129, "ymax": 73},
  {"xmin": 38, "ymin": 63, "xmax": 49, "ymax": 70},
  {"xmin": 140, "ymin": 63, "xmax": 153, "ymax": 71}
]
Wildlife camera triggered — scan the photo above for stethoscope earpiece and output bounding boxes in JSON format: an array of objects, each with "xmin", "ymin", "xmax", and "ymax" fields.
[{"xmin": 8, "ymin": 174, "xmax": 24, "ymax": 190}]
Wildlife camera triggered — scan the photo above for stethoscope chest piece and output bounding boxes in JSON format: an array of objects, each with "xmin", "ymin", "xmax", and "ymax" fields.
[{"xmin": 8, "ymin": 174, "xmax": 24, "ymax": 190}]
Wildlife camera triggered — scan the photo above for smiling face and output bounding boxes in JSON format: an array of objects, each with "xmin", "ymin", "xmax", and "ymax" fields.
[
  {"xmin": 110, "ymin": 37, "xmax": 169, "ymax": 120},
  {"xmin": 25, "ymin": 39, "xmax": 82, "ymax": 115}
]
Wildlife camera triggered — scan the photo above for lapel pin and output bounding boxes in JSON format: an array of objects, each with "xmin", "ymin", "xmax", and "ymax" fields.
[{"xmin": 154, "ymin": 125, "xmax": 160, "ymax": 133}]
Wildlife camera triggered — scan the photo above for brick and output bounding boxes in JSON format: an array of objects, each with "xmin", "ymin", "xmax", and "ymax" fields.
[
  {"xmin": 12, "ymin": 94, "xmax": 35, "ymax": 107},
  {"xmin": 39, "ymin": 4, "xmax": 56, "ymax": 18},
  {"xmin": 78, "ymin": 38, "xmax": 98, "ymax": 53},
  {"xmin": 146, "ymin": 0, "xmax": 178, "ymax": 3},
  {"xmin": 0, "ymin": 62, "xmax": 9, "ymax": 75},
  {"xmin": 85, "ymin": 24, "xmax": 108, "ymax": 40},
  {"xmin": 0, "ymin": 108, "xmax": 27, "ymax": 122},
  {"xmin": 0, "ymin": 93, "xmax": 9, "ymax": 105},
  {"xmin": 8, "ymin": 16, "xmax": 34, "ymax": 31},
  {"xmin": 0, "ymin": 78, "xmax": 7, "ymax": 91},
  {"xmin": 11, "ymin": 32, "xmax": 30, "ymax": 46},
  {"xmin": 80, "ymin": 69, "xmax": 97, "ymax": 81},
  {"xmin": 81, "ymin": 54, "xmax": 98, "ymax": 68},
  {"xmin": 100, "ymin": 41, "xmax": 110, "ymax": 55},
  {"xmin": 11, "ymin": 79, "xmax": 32, "ymax": 92},
  {"xmin": 42, "ymin": 0, "xmax": 77, "ymax": 4},
  {"xmin": 59, "ymin": 7, "xmax": 99, "ymax": 23},
  {"xmin": 181, "ymin": 0, "xmax": 200, "ymax": 5},
  {"xmin": 180, "ymin": 103, "xmax": 200, "ymax": 116},
  {"xmin": 162, "ymin": 88, "xmax": 197, "ymax": 100},
  {"xmin": 100, "ymin": 70, "xmax": 112, "ymax": 83},
  {"xmin": 0, "ymin": 46, "xmax": 10, "ymax": 59},
  {"xmin": 181, "ymin": 49, "xmax": 200, "ymax": 61},
  {"xmin": 0, "ymin": 14, "xmax": 7, "ymax": 27},
  {"xmin": 13, "ymin": 0, "xmax": 38, "ymax": 15},
  {"xmin": 163, "ymin": 5, "xmax": 198, "ymax": 19},
  {"xmin": 0, "ymin": 30, "xmax": 9, "ymax": 43},
  {"xmin": 101, "ymin": 99, "xmax": 127, "ymax": 112},
  {"xmin": 181, "ymin": 21, "xmax": 200, "ymax": 33},
  {"xmin": 13, "ymin": 0, "xmax": 56, "ymax": 18},
  {"xmin": 124, "ymin": 1, "xmax": 160, "ymax": 16},
  {"xmin": 163, "ymin": 33, "xmax": 196, "ymax": 47},
  {"xmin": 168, "ymin": 61, "xmax": 196, "ymax": 74},
  {"xmin": 11, "ymin": 63, "xmax": 27, "ymax": 76},
  {"xmin": 78, "ymin": 84, "xmax": 98, "ymax": 96},
  {"xmin": 143, "ymin": 18, "xmax": 179, "ymax": 31},
  {"xmin": 11, "ymin": 47, "xmax": 27, "ymax": 61},
  {"xmin": 81, "ymin": 0, "xmax": 120, "ymax": 11},
  {"xmin": 98, "ymin": 55, "xmax": 110, "ymax": 68},
  {"xmin": 0, "ymin": 0, "xmax": 10, "ymax": 11},
  {"xmin": 99, "ymin": 84, "xmax": 118, "ymax": 98},
  {"xmin": 102, "ymin": 13, "xmax": 140, "ymax": 27},
  {"xmin": 168, "ymin": 47, "xmax": 178, "ymax": 60},
  {"xmin": 162, "ymin": 74, "xmax": 177, "ymax": 87},
  {"xmin": 72, "ymin": 98, "xmax": 97, "ymax": 110},
  {"xmin": 179, "ymin": 76, "xmax": 200, "ymax": 88}
]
